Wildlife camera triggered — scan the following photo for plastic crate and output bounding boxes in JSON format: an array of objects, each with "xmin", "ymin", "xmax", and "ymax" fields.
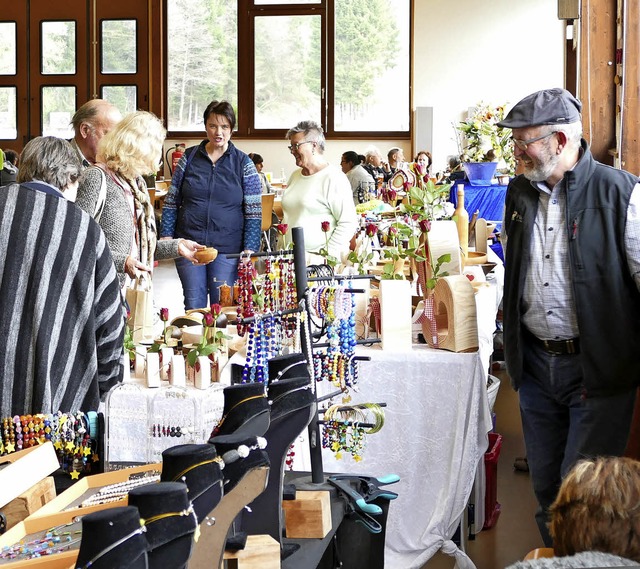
[{"xmin": 482, "ymin": 432, "xmax": 503, "ymax": 530}]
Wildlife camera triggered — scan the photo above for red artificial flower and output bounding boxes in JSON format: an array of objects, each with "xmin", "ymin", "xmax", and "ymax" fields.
[
  {"xmin": 203, "ymin": 313, "xmax": 214, "ymax": 327},
  {"xmin": 210, "ymin": 303, "xmax": 222, "ymax": 317},
  {"xmin": 414, "ymin": 162, "xmax": 425, "ymax": 175},
  {"xmin": 388, "ymin": 225, "xmax": 398, "ymax": 236},
  {"xmin": 412, "ymin": 213, "xmax": 420, "ymax": 221},
  {"xmin": 387, "ymin": 189, "xmax": 397, "ymax": 202},
  {"xmin": 321, "ymin": 220, "xmax": 331, "ymax": 233},
  {"xmin": 159, "ymin": 307, "xmax": 169, "ymax": 322},
  {"xmin": 365, "ymin": 223, "xmax": 378, "ymax": 238},
  {"xmin": 419, "ymin": 219, "xmax": 431, "ymax": 233},
  {"xmin": 276, "ymin": 223, "xmax": 288, "ymax": 235},
  {"xmin": 403, "ymin": 181, "xmax": 412, "ymax": 192}
]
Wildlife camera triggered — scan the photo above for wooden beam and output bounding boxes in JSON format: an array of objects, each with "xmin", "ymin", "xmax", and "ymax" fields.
[
  {"xmin": 578, "ymin": 0, "xmax": 617, "ymax": 165},
  {"xmin": 620, "ymin": 0, "xmax": 639, "ymax": 174}
]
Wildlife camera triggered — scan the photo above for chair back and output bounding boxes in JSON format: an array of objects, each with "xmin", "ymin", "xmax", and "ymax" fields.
[
  {"xmin": 523, "ymin": 548, "xmax": 555, "ymax": 560},
  {"xmin": 261, "ymin": 193, "xmax": 275, "ymax": 232}
]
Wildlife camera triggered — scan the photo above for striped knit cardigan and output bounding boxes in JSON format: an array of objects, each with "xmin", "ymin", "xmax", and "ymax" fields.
[{"xmin": 0, "ymin": 183, "xmax": 125, "ymax": 416}]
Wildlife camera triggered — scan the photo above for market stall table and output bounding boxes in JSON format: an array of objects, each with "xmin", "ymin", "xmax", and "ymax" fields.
[
  {"xmin": 449, "ymin": 180, "xmax": 507, "ymax": 228},
  {"xmin": 320, "ymin": 345, "xmax": 492, "ymax": 569}
]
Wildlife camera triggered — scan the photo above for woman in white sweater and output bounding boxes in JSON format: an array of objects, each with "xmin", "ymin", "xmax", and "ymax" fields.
[{"xmin": 281, "ymin": 121, "xmax": 357, "ymax": 260}]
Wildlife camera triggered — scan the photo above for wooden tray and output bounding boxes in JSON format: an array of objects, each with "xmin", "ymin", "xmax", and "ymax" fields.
[{"xmin": 27, "ymin": 462, "xmax": 161, "ymax": 521}]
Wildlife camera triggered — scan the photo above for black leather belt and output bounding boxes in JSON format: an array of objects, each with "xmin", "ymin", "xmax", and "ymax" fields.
[{"xmin": 524, "ymin": 329, "xmax": 580, "ymax": 355}]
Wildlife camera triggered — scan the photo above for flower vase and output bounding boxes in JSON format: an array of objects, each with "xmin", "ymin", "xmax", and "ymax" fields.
[
  {"xmin": 194, "ymin": 356, "xmax": 211, "ymax": 390},
  {"xmin": 169, "ymin": 354, "xmax": 186, "ymax": 388},
  {"xmin": 379, "ymin": 279, "xmax": 412, "ymax": 351}
]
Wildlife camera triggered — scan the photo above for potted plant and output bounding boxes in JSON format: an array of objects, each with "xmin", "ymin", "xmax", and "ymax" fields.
[{"xmin": 455, "ymin": 102, "xmax": 514, "ymax": 185}]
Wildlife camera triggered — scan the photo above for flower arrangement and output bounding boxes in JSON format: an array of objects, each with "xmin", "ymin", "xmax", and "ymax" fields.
[
  {"xmin": 455, "ymin": 102, "xmax": 515, "ymax": 173},
  {"xmin": 347, "ymin": 222, "xmax": 378, "ymax": 275},
  {"xmin": 148, "ymin": 307, "xmax": 177, "ymax": 352},
  {"xmin": 318, "ymin": 221, "xmax": 339, "ymax": 268},
  {"xmin": 186, "ymin": 304, "xmax": 230, "ymax": 367}
]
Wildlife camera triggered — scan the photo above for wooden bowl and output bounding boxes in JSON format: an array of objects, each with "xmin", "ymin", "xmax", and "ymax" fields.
[
  {"xmin": 194, "ymin": 247, "xmax": 218, "ymax": 263},
  {"xmin": 464, "ymin": 251, "xmax": 488, "ymax": 265}
]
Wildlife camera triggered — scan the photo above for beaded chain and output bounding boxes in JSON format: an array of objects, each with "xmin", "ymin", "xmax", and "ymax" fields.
[
  {"xmin": 0, "ymin": 519, "xmax": 82, "ymax": 561},
  {"xmin": 307, "ymin": 285, "xmax": 358, "ymax": 391},
  {"xmin": 236, "ymin": 255, "xmax": 256, "ymax": 337},
  {"xmin": 0, "ymin": 411, "xmax": 98, "ymax": 478},
  {"xmin": 80, "ymin": 472, "xmax": 161, "ymax": 508}
]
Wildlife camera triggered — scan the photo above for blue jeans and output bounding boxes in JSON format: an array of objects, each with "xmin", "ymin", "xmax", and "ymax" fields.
[
  {"xmin": 175, "ymin": 254, "xmax": 239, "ymax": 310},
  {"xmin": 518, "ymin": 339, "xmax": 636, "ymax": 546}
]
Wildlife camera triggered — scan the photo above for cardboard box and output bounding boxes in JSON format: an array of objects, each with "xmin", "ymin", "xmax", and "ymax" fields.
[
  {"xmin": 0, "ymin": 442, "xmax": 59, "ymax": 509},
  {"xmin": 27, "ymin": 462, "xmax": 161, "ymax": 520},
  {"xmin": 282, "ymin": 490, "xmax": 332, "ymax": 539}
]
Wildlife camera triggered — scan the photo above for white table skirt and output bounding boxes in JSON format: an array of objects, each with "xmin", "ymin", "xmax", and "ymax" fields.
[{"xmin": 317, "ymin": 345, "xmax": 492, "ymax": 569}]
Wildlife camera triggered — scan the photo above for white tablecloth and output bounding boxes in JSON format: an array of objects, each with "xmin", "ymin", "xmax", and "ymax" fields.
[{"xmin": 319, "ymin": 345, "xmax": 493, "ymax": 569}]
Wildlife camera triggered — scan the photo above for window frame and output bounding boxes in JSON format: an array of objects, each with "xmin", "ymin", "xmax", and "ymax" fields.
[{"xmin": 164, "ymin": 0, "xmax": 412, "ymax": 141}]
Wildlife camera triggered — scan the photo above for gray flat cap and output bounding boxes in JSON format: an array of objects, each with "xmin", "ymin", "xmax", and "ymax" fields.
[{"xmin": 497, "ymin": 88, "xmax": 582, "ymax": 129}]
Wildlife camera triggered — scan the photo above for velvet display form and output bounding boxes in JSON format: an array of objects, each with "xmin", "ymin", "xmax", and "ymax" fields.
[
  {"xmin": 128, "ymin": 482, "xmax": 196, "ymax": 569},
  {"xmin": 160, "ymin": 444, "xmax": 223, "ymax": 523},
  {"xmin": 75, "ymin": 506, "xmax": 147, "ymax": 569},
  {"xmin": 211, "ymin": 382, "xmax": 270, "ymax": 438}
]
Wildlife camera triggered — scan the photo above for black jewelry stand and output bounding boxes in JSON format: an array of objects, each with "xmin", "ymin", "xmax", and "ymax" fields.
[{"xmin": 128, "ymin": 481, "xmax": 196, "ymax": 569}]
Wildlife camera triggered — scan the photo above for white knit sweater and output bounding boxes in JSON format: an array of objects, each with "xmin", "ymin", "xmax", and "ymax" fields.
[
  {"xmin": 281, "ymin": 164, "xmax": 358, "ymax": 258},
  {"xmin": 506, "ymin": 551, "xmax": 640, "ymax": 568}
]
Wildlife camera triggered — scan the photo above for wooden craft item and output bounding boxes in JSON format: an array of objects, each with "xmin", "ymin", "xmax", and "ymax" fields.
[
  {"xmin": 282, "ymin": 490, "xmax": 332, "ymax": 538},
  {"xmin": 195, "ymin": 356, "xmax": 211, "ymax": 390},
  {"xmin": 423, "ymin": 275, "xmax": 478, "ymax": 352},
  {"xmin": 379, "ymin": 279, "xmax": 412, "ymax": 351},
  {"xmin": 159, "ymin": 347, "xmax": 173, "ymax": 380},
  {"xmin": 145, "ymin": 352, "xmax": 161, "ymax": 388},
  {"xmin": 221, "ymin": 535, "xmax": 280, "ymax": 569},
  {"xmin": 427, "ymin": 220, "xmax": 462, "ymax": 276},
  {"xmin": 170, "ymin": 354, "xmax": 186, "ymax": 387},
  {"xmin": 2, "ymin": 477, "xmax": 56, "ymax": 530},
  {"xmin": 134, "ymin": 345, "xmax": 147, "ymax": 378}
]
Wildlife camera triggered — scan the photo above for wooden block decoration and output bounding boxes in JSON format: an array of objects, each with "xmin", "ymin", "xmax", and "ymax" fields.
[
  {"xmin": 195, "ymin": 356, "xmax": 211, "ymax": 390},
  {"xmin": 0, "ymin": 442, "xmax": 59, "ymax": 510},
  {"xmin": 169, "ymin": 354, "xmax": 186, "ymax": 387},
  {"xmin": 134, "ymin": 344, "xmax": 147, "ymax": 377},
  {"xmin": 3, "ymin": 477, "xmax": 56, "ymax": 530},
  {"xmin": 146, "ymin": 352, "xmax": 161, "ymax": 388},
  {"xmin": 281, "ymin": 490, "xmax": 332, "ymax": 539},
  {"xmin": 159, "ymin": 347, "xmax": 173, "ymax": 380},
  {"xmin": 222, "ymin": 534, "xmax": 281, "ymax": 569},
  {"xmin": 379, "ymin": 279, "xmax": 412, "ymax": 351},
  {"xmin": 424, "ymin": 275, "xmax": 478, "ymax": 353}
]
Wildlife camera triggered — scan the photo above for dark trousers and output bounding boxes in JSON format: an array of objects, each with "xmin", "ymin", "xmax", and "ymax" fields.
[{"xmin": 518, "ymin": 339, "xmax": 636, "ymax": 546}]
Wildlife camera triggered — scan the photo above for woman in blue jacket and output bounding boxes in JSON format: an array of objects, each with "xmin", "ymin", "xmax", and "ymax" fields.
[{"xmin": 161, "ymin": 101, "xmax": 262, "ymax": 309}]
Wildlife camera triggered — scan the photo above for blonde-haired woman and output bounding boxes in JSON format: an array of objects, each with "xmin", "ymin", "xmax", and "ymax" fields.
[{"xmin": 76, "ymin": 110, "xmax": 204, "ymax": 288}]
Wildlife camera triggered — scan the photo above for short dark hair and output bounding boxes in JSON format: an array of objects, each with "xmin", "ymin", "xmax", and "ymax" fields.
[
  {"xmin": 248, "ymin": 152, "xmax": 263, "ymax": 166},
  {"xmin": 4, "ymin": 149, "xmax": 18, "ymax": 166},
  {"xmin": 203, "ymin": 100, "xmax": 236, "ymax": 130},
  {"xmin": 342, "ymin": 151, "xmax": 359, "ymax": 167}
]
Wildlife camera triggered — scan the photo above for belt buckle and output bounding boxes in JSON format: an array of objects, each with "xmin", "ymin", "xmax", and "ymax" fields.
[{"xmin": 542, "ymin": 339, "xmax": 563, "ymax": 355}]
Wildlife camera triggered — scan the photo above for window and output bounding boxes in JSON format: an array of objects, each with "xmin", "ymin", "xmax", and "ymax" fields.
[
  {"xmin": 166, "ymin": 0, "xmax": 410, "ymax": 137},
  {"xmin": 41, "ymin": 21, "xmax": 76, "ymax": 75},
  {"xmin": 0, "ymin": 87, "xmax": 17, "ymax": 139},
  {"xmin": 101, "ymin": 19, "xmax": 137, "ymax": 74},
  {"xmin": 0, "ymin": 23, "xmax": 17, "ymax": 75}
]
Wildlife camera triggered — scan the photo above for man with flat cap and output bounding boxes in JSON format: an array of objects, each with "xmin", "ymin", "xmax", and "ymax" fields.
[{"xmin": 499, "ymin": 87, "xmax": 640, "ymax": 546}]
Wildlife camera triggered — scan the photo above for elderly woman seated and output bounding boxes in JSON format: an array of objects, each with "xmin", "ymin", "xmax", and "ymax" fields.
[{"xmin": 507, "ymin": 456, "xmax": 640, "ymax": 568}]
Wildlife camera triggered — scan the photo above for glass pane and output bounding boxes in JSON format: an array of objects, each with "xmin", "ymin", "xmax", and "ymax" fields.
[
  {"xmin": 0, "ymin": 23, "xmax": 17, "ymax": 75},
  {"xmin": 101, "ymin": 20, "xmax": 137, "ymax": 74},
  {"xmin": 102, "ymin": 85, "xmax": 137, "ymax": 115},
  {"xmin": 334, "ymin": 0, "xmax": 409, "ymax": 132},
  {"xmin": 254, "ymin": 15, "xmax": 321, "ymax": 129},
  {"xmin": 41, "ymin": 86, "xmax": 75, "ymax": 138},
  {"xmin": 167, "ymin": 0, "xmax": 238, "ymax": 131},
  {"xmin": 0, "ymin": 87, "xmax": 17, "ymax": 139},
  {"xmin": 41, "ymin": 21, "xmax": 76, "ymax": 75}
]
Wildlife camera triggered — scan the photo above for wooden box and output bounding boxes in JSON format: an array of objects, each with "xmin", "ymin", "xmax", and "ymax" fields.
[
  {"xmin": 0, "ymin": 442, "xmax": 59, "ymax": 509},
  {"xmin": 222, "ymin": 534, "xmax": 280, "ymax": 569},
  {"xmin": 3, "ymin": 477, "xmax": 56, "ymax": 529},
  {"xmin": 281, "ymin": 490, "xmax": 332, "ymax": 539},
  {"xmin": 27, "ymin": 462, "xmax": 161, "ymax": 520}
]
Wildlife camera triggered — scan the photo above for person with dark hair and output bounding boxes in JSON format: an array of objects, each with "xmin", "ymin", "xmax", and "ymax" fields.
[
  {"xmin": 0, "ymin": 136, "xmax": 125, "ymax": 415},
  {"xmin": 387, "ymin": 146, "xmax": 405, "ymax": 173},
  {"xmin": 248, "ymin": 152, "xmax": 273, "ymax": 193},
  {"xmin": 161, "ymin": 100, "xmax": 262, "ymax": 308},
  {"xmin": 340, "ymin": 150, "xmax": 375, "ymax": 204},
  {"xmin": 414, "ymin": 150, "xmax": 433, "ymax": 174},
  {"xmin": 0, "ymin": 148, "xmax": 19, "ymax": 186},
  {"xmin": 500, "ymin": 88, "xmax": 640, "ymax": 546},
  {"xmin": 70, "ymin": 99, "xmax": 122, "ymax": 167},
  {"xmin": 281, "ymin": 120, "xmax": 357, "ymax": 261},
  {"xmin": 507, "ymin": 457, "xmax": 640, "ymax": 568}
]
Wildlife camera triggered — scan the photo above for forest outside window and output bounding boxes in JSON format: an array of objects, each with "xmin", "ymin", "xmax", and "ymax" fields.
[{"xmin": 166, "ymin": 0, "xmax": 410, "ymax": 137}]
